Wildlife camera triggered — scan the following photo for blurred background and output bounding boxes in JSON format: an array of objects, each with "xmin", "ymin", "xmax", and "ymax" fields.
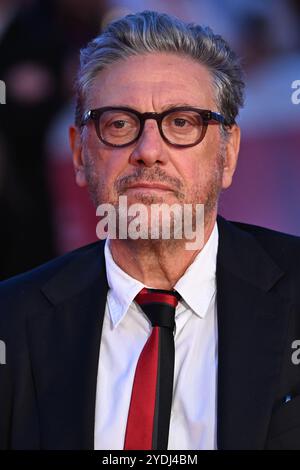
[{"xmin": 0, "ymin": 0, "xmax": 299, "ymax": 280}]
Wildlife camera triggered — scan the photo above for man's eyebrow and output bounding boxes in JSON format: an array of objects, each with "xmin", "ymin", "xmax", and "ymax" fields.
[
  {"xmin": 107, "ymin": 103, "xmax": 199, "ymax": 111},
  {"xmin": 159, "ymin": 103, "xmax": 198, "ymax": 111}
]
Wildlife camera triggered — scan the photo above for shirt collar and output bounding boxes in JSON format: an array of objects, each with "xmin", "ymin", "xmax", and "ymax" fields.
[
  {"xmin": 104, "ymin": 221, "xmax": 218, "ymax": 327},
  {"xmin": 104, "ymin": 239, "xmax": 145, "ymax": 327},
  {"xmin": 174, "ymin": 222, "xmax": 218, "ymax": 318}
]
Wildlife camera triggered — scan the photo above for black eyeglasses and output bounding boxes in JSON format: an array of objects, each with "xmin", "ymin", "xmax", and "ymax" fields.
[{"xmin": 81, "ymin": 106, "xmax": 230, "ymax": 148}]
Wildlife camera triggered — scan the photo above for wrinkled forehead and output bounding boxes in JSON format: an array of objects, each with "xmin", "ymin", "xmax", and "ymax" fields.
[{"xmin": 85, "ymin": 53, "xmax": 217, "ymax": 112}]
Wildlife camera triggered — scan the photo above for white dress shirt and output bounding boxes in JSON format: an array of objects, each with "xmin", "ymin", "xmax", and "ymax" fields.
[{"xmin": 94, "ymin": 223, "xmax": 219, "ymax": 450}]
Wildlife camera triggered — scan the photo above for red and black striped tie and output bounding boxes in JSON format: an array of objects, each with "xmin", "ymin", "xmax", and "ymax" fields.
[{"xmin": 123, "ymin": 287, "xmax": 180, "ymax": 450}]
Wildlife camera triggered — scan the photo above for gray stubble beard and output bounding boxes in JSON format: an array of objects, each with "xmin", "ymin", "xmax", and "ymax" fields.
[{"xmin": 84, "ymin": 150, "xmax": 224, "ymax": 247}]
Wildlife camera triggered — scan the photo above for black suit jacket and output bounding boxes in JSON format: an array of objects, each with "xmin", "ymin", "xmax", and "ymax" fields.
[{"xmin": 1, "ymin": 215, "xmax": 300, "ymax": 450}]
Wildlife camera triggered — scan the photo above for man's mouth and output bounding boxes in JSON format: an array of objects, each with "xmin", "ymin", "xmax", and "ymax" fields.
[{"xmin": 124, "ymin": 182, "xmax": 174, "ymax": 192}]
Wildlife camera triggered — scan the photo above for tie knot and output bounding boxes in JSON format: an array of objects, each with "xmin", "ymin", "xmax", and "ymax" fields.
[{"xmin": 135, "ymin": 287, "xmax": 180, "ymax": 329}]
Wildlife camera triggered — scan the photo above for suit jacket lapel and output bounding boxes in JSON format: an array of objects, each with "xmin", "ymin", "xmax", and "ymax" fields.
[
  {"xmin": 216, "ymin": 216, "xmax": 292, "ymax": 449},
  {"xmin": 27, "ymin": 241, "xmax": 108, "ymax": 449}
]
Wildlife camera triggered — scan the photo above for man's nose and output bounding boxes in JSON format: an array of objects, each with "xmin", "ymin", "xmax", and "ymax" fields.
[{"xmin": 129, "ymin": 120, "xmax": 169, "ymax": 167}]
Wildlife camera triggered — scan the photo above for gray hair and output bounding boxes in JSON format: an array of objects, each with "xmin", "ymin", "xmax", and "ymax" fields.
[{"xmin": 75, "ymin": 10, "xmax": 245, "ymax": 133}]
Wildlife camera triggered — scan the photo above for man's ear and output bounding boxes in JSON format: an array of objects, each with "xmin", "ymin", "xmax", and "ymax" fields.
[
  {"xmin": 69, "ymin": 125, "xmax": 87, "ymax": 188},
  {"xmin": 221, "ymin": 124, "xmax": 241, "ymax": 190}
]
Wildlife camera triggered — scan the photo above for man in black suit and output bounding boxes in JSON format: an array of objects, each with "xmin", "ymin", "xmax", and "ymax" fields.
[{"xmin": 1, "ymin": 11, "xmax": 300, "ymax": 450}]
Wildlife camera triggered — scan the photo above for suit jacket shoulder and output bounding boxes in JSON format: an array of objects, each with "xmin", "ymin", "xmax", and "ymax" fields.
[
  {"xmin": 231, "ymin": 218, "xmax": 300, "ymax": 265},
  {"xmin": 0, "ymin": 240, "xmax": 103, "ymax": 316},
  {"xmin": 217, "ymin": 215, "xmax": 300, "ymax": 304}
]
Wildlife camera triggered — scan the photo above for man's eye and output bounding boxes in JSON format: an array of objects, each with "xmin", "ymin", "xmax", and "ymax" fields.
[
  {"xmin": 111, "ymin": 120, "xmax": 126, "ymax": 129},
  {"xmin": 168, "ymin": 114, "xmax": 199, "ymax": 128},
  {"xmin": 173, "ymin": 118, "xmax": 189, "ymax": 127}
]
